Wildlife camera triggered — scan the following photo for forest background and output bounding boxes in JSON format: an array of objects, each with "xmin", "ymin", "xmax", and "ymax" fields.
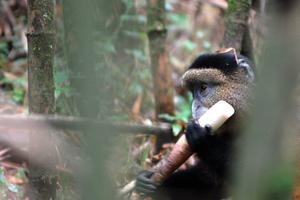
[{"xmin": 0, "ymin": 0, "xmax": 299, "ymax": 200}]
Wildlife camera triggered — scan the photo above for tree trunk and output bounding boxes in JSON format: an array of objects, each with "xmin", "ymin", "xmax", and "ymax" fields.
[
  {"xmin": 147, "ymin": 0, "xmax": 174, "ymax": 150},
  {"xmin": 222, "ymin": 0, "xmax": 252, "ymax": 54},
  {"xmin": 27, "ymin": 0, "xmax": 56, "ymax": 199},
  {"xmin": 28, "ymin": 0, "xmax": 55, "ymax": 114},
  {"xmin": 147, "ymin": 0, "xmax": 174, "ymax": 117}
]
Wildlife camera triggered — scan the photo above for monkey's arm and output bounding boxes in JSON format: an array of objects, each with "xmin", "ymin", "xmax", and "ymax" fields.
[{"xmin": 135, "ymin": 121, "xmax": 211, "ymax": 195}]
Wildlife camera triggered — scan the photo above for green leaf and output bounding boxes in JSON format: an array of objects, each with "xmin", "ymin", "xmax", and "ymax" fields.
[
  {"xmin": 174, "ymin": 92, "xmax": 192, "ymax": 122},
  {"xmin": 55, "ymin": 88, "xmax": 62, "ymax": 98},
  {"xmin": 15, "ymin": 77, "xmax": 26, "ymax": 85},
  {"xmin": 0, "ymin": 42, "xmax": 8, "ymax": 55},
  {"xmin": 139, "ymin": 147, "xmax": 149, "ymax": 162},
  {"xmin": 103, "ymin": 41, "xmax": 116, "ymax": 53},
  {"xmin": 122, "ymin": 0, "xmax": 134, "ymax": 9},
  {"xmin": 168, "ymin": 13, "xmax": 188, "ymax": 24},
  {"xmin": 203, "ymin": 41, "xmax": 212, "ymax": 49},
  {"xmin": 124, "ymin": 49, "xmax": 147, "ymax": 62},
  {"xmin": 7, "ymin": 184, "xmax": 18, "ymax": 193},
  {"xmin": 172, "ymin": 123, "xmax": 182, "ymax": 137},
  {"xmin": 121, "ymin": 14, "xmax": 147, "ymax": 23},
  {"xmin": 165, "ymin": 2, "xmax": 173, "ymax": 11},
  {"xmin": 158, "ymin": 114, "xmax": 176, "ymax": 122},
  {"xmin": 182, "ymin": 40, "xmax": 197, "ymax": 51},
  {"xmin": 16, "ymin": 168, "xmax": 27, "ymax": 180},
  {"xmin": 12, "ymin": 88, "xmax": 25, "ymax": 103},
  {"xmin": 0, "ymin": 168, "xmax": 6, "ymax": 187},
  {"xmin": 196, "ymin": 31, "xmax": 205, "ymax": 38},
  {"xmin": 55, "ymin": 71, "xmax": 69, "ymax": 85}
]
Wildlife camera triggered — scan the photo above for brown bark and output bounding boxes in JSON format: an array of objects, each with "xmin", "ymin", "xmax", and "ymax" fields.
[
  {"xmin": 151, "ymin": 135, "xmax": 193, "ymax": 184},
  {"xmin": 27, "ymin": 0, "xmax": 56, "ymax": 199},
  {"xmin": 147, "ymin": 0, "xmax": 174, "ymax": 117},
  {"xmin": 147, "ymin": 0, "xmax": 175, "ymax": 150},
  {"xmin": 119, "ymin": 135, "xmax": 194, "ymax": 196}
]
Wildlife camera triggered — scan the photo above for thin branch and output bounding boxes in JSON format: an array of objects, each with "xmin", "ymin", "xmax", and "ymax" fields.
[
  {"xmin": 0, "ymin": 114, "xmax": 172, "ymax": 135},
  {"xmin": 199, "ymin": 0, "xmax": 228, "ymax": 10}
]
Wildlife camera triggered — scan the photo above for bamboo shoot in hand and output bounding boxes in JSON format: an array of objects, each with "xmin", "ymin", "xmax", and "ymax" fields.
[{"xmin": 151, "ymin": 100, "xmax": 235, "ymax": 184}]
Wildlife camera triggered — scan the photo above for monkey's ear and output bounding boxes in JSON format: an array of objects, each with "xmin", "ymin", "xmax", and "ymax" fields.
[
  {"xmin": 238, "ymin": 58, "xmax": 255, "ymax": 82},
  {"xmin": 217, "ymin": 48, "xmax": 239, "ymax": 64}
]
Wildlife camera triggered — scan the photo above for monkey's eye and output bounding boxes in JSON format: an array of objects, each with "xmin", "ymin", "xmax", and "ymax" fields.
[{"xmin": 200, "ymin": 84, "xmax": 208, "ymax": 93}]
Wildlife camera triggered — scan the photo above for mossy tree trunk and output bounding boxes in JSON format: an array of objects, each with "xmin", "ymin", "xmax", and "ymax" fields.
[
  {"xmin": 147, "ymin": 0, "xmax": 174, "ymax": 150},
  {"xmin": 28, "ymin": 0, "xmax": 55, "ymax": 114},
  {"xmin": 222, "ymin": 0, "xmax": 253, "ymax": 59},
  {"xmin": 27, "ymin": 0, "xmax": 56, "ymax": 199}
]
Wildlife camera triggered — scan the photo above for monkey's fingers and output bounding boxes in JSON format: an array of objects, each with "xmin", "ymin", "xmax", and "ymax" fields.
[
  {"xmin": 204, "ymin": 124, "xmax": 213, "ymax": 135},
  {"xmin": 135, "ymin": 183, "xmax": 157, "ymax": 194}
]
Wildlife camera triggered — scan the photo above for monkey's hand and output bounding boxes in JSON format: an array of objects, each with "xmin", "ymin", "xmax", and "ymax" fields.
[
  {"xmin": 135, "ymin": 169, "xmax": 159, "ymax": 195},
  {"xmin": 185, "ymin": 120, "xmax": 212, "ymax": 152}
]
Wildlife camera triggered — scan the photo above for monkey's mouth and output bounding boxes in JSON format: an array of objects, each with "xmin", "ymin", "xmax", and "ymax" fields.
[{"xmin": 192, "ymin": 107, "xmax": 208, "ymax": 121}]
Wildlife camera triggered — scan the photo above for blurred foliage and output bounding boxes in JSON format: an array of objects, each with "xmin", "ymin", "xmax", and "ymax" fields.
[
  {"xmin": 0, "ymin": 0, "xmax": 298, "ymax": 199},
  {"xmin": 53, "ymin": 0, "xmax": 221, "ymax": 119},
  {"xmin": 0, "ymin": 0, "xmax": 220, "ymax": 118},
  {"xmin": 53, "ymin": 1, "xmax": 75, "ymax": 115},
  {"xmin": 0, "ymin": 76, "xmax": 26, "ymax": 104},
  {"xmin": 0, "ymin": 0, "xmax": 226, "ymax": 199},
  {"xmin": 59, "ymin": 1, "xmax": 220, "ymax": 193},
  {"xmin": 56, "ymin": 172, "xmax": 79, "ymax": 200},
  {"xmin": 159, "ymin": 92, "xmax": 192, "ymax": 136},
  {"xmin": 0, "ymin": 167, "xmax": 27, "ymax": 199},
  {"xmin": 12, "ymin": 85, "xmax": 25, "ymax": 103}
]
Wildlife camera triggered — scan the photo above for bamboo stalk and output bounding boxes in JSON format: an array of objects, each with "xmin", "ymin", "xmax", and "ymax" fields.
[{"xmin": 120, "ymin": 101, "xmax": 235, "ymax": 195}]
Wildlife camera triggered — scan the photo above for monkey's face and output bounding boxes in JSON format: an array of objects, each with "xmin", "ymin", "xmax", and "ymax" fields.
[{"xmin": 182, "ymin": 67, "xmax": 254, "ymax": 120}]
